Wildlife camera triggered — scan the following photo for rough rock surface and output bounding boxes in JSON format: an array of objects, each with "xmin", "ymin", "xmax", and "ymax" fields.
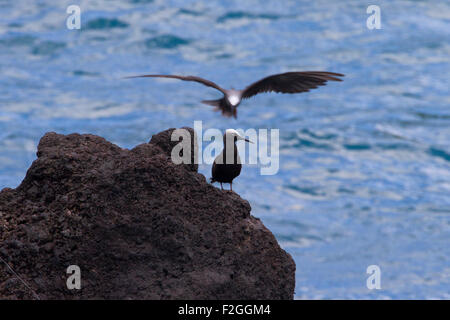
[{"xmin": 0, "ymin": 128, "xmax": 295, "ymax": 299}]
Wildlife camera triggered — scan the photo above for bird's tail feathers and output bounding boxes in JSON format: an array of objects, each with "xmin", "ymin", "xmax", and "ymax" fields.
[
  {"xmin": 201, "ymin": 99, "xmax": 222, "ymax": 107},
  {"xmin": 201, "ymin": 99, "xmax": 236, "ymax": 118}
]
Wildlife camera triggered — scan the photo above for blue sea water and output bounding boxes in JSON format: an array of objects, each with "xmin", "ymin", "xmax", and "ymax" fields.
[{"xmin": 0, "ymin": 0, "xmax": 449, "ymax": 299}]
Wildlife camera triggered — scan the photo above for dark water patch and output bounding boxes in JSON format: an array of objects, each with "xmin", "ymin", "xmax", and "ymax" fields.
[
  {"xmin": 276, "ymin": 234, "xmax": 298, "ymax": 243},
  {"xmin": 256, "ymin": 204, "xmax": 272, "ymax": 211},
  {"xmin": 382, "ymin": 34, "xmax": 443, "ymax": 54},
  {"xmin": 300, "ymin": 128, "xmax": 338, "ymax": 140},
  {"xmin": 281, "ymin": 132, "xmax": 334, "ymax": 150},
  {"xmin": 275, "ymin": 219, "xmax": 310, "ymax": 232},
  {"xmin": 0, "ymin": 34, "xmax": 36, "ymax": 47},
  {"xmin": 428, "ymin": 147, "xmax": 450, "ymax": 162},
  {"xmin": 295, "ymin": 138, "xmax": 333, "ymax": 150},
  {"xmin": 376, "ymin": 142, "xmax": 414, "ymax": 150},
  {"xmin": 343, "ymin": 143, "xmax": 371, "ymax": 151},
  {"xmin": 215, "ymin": 53, "xmax": 233, "ymax": 59},
  {"xmin": 415, "ymin": 112, "xmax": 450, "ymax": 120},
  {"xmin": 304, "ymin": 234, "xmax": 324, "ymax": 242},
  {"xmin": 145, "ymin": 35, "xmax": 190, "ymax": 49},
  {"xmin": 397, "ymin": 120, "xmax": 435, "ymax": 127},
  {"xmin": 428, "ymin": 207, "xmax": 450, "ymax": 214},
  {"xmin": 285, "ymin": 115, "xmax": 304, "ymax": 123},
  {"xmin": 88, "ymin": 36, "xmax": 109, "ymax": 42},
  {"xmin": 8, "ymin": 22, "xmax": 22, "ymax": 28},
  {"xmin": 72, "ymin": 70, "xmax": 100, "ymax": 77},
  {"xmin": 31, "ymin": 41, "xmax": 66, "ymax": 55},
  {"xmin": 337, "ymin": 187, "xmax": 354, "ymax": 194},
  {"xmin": 178, "ymin": 8, "xmax": 203, "ymax": 16},
  {"xmin": 93, "ymin": 103, "xmax": 117, "ymax": 111},
  {"xmin": 217, "ymin": 11, "xmax": 281, "ymax": 23},
  {"xmin": 286, "ymin": 184, "xmax": 326, "ymax": 197},
  {"xmin": 402, "ymin": 92, "xmax": 421, "ymax": 99},
  {"xmin": 85, "ymin": 18, "xmax": 129, "ymax": 30},
  {"xmin": 130, "ymin": 0, "xmax": 153, "ymax": 3}
]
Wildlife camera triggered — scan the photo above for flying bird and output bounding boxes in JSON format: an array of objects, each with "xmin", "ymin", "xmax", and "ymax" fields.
[
  {"xmin": 125, "ymin": 71, "xmax": 344, "ymax": 118},
  {"xmin": 211, "ymin": 129, "xmax": 252, "ymax": 191}
]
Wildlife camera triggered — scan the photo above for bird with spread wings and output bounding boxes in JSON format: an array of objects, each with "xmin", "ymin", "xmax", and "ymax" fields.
[{"xmin": 125, "ymin": 71, "xmax": 344, "ymax": 118}]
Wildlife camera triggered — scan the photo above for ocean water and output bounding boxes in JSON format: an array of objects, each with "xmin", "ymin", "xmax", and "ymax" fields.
[{"xmin": 1, "ymin": 0, "xmax": 449, "ymax": 299}]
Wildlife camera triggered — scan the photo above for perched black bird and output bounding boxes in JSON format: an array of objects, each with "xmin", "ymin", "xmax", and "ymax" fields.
[
  {"xmin": 211, "ymin": 129, "xmax": 252, "ymax": 191},
  {"xmin": 125, "ymin": 71, "xmax": 344, "ymax": 118}
]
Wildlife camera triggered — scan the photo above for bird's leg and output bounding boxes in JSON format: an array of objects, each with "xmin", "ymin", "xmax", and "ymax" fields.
[
  {"xmin": 220, "ymin": 182, "xmax": 223, "ymax": 190},
  {"xmin": 230, "ymin": 182, "xmax": 233, "ymax": 192}
]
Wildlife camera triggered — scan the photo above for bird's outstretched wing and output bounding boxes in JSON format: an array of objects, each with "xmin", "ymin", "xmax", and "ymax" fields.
[
  {"xmin": 241, "ymin": 71, "xmax": 344, "ymax": 99},
  {"xmin": 124, "ymin": 74, "xmax": 227, "ymax": 94}
]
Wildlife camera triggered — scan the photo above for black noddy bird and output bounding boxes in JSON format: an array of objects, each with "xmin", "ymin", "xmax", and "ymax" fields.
[
  {"xmin": 125, "ymin": 71, "xmax": 344, "ymax": 118},
  {"xmin": 211, "ymin": 129, "xmax": 252, "ymax": 191}
]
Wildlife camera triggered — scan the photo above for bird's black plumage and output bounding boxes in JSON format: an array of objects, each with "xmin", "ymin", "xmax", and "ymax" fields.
[
  {"xmin": 211, "ymin": 130, "xmax": 250, "ymax": 191},
  {"xmin": 124, "ymin": 74, "xmax": 227, "ymax": 94},
  {"xmin": 241, "ymin": 71, "xmax": 344, "ymax": 98},
  {"xmin": 125, "ymin": 71, "xmax": 344, "ymax": 118}
]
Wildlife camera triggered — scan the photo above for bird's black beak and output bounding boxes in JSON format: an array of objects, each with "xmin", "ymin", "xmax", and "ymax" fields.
[{"xmin": 244, "ymin": 138, "xmax": 253, "ymax": 144}]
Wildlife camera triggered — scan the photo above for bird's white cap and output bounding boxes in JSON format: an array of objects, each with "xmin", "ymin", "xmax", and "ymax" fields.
[
  {"xmin": 224, "ymin": 129, "xmax": 253, "ymax": 143},
  {"xmin": 225, "ymin": 129, "xmax": 241, "ymax": 136}
]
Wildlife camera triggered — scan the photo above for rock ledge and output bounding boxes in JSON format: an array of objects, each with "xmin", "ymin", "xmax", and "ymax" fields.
[{"xmin": 0, "ymin": 128, "xmax": 295, "ymax": 299}]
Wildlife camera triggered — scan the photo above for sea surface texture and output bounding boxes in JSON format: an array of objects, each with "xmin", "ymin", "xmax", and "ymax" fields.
[{"xmin": 0, "ymin": 0, "xmax": 449, "ymax": 299}]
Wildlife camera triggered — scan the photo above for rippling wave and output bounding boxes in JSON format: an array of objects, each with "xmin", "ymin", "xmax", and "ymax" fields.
[{"xmin": 0, "ymin": 0, "xmax": 449, "ymax": 299}]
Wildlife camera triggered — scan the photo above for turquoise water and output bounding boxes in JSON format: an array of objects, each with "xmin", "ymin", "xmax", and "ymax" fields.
[{"xmin": 1, "ymin": 0, "xmax": 449, "ymax": 299}]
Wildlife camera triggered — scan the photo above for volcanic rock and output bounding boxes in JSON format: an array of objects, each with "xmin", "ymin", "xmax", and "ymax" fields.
[{"xmin": 0, "ymin": 128, "xmax": 295, "ymax": 299}]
